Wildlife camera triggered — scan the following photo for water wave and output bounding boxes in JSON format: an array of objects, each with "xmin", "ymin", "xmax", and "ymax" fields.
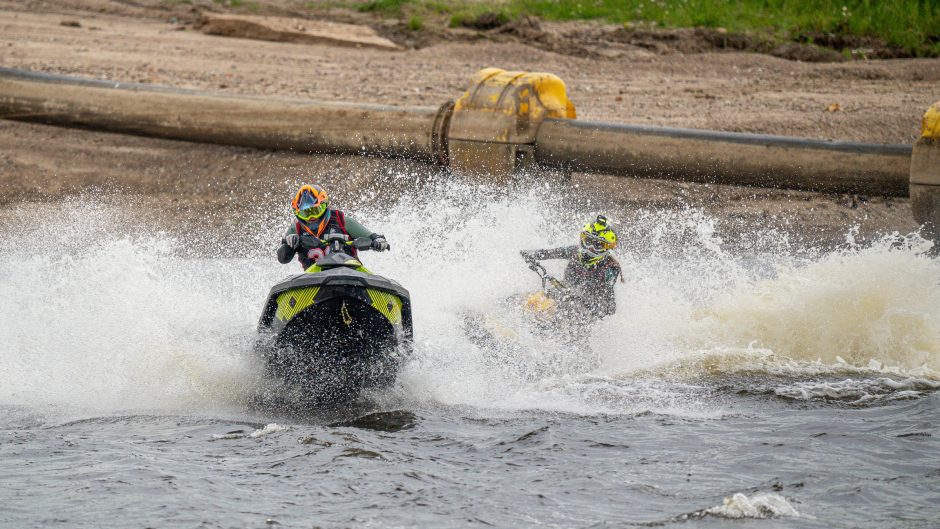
[
  {"xmin": 698, "ymin": 492, "xmax": 801, "ymax": 519},
  {"xmin": 688, "ymin": 235, "xmax": 940, "ymax": 372}
]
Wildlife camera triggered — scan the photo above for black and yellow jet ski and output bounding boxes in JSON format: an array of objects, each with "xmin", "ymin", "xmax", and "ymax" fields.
[
  {"xmin": 256, "ymin": 233, "xmax": 412, "ymax": 404},
  {"xmin": 462, "ymin": 262, "xmax": 597, "ymax": 379}
]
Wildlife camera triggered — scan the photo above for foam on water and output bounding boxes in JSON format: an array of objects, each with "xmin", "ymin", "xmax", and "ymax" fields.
[
  {"xmin": 699, "ymin": 492, "xmax": 801, "ymax": 519},
  {"xmin": 0, "ymin": 201, "xmax": 273, "ymax": 411},
  {"xmin": 689, "ymin": 235, "xmax": 940, "ymax": 371},
  {"xmin": 1, "ymin": 180, "xmax": 939, "ymax": 416},
  {"xmin": 249, "ymin": 423, "xmax": 290, "ymax": 438}
]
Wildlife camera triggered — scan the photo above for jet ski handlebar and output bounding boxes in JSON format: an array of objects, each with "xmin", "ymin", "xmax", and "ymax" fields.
[
  {"xmin": 524, "ymin": 255, "xmax": 597, "ymax": 312},
  {"xmin": 350, "ymin": 236, "xmax": 375, "ymax": 251},
  {"xmin": 528, "ymin": 261, "xmax": 567, "ymax": 291},
  {"xmin": 299, "ymin": 234, "xmax": 375, "ymax": 252}
]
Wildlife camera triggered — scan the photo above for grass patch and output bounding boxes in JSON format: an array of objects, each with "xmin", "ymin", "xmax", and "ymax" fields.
[
  {"xmin": 359, "ymin": 0, "xmax": 410, "ymax": 15},
  {"xmin": 359, "ymin": 0, "xmax": 512, "ymax": 23},
  {"xmin": 516, "ymin": 0, "xmax": 940, "ymax": 56},
  {"xmin": 408, "ymin": 14, "xmax": 425, "ymax": 30},
  {"xmin": 351, "ymin": 0, "xmax": 940, "ymax": 57}
]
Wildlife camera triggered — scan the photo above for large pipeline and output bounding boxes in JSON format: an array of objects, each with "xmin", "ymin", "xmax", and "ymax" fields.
[
  {"xmin": 0, "ymin": 66, "xmax": 915, "ymax": 197},
  {"xmin": 536, "ymin": 119, "xmax": 912, "ymax": 196},
  {"xmin": 0, "ymin": 67, "xmax": 450, "ymax": 163}
]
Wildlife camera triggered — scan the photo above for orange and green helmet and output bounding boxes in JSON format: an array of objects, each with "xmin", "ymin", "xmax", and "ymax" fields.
[
  {"xmin": 579, "ymin": 215, "xmax": 617, "ymax": 262},
  {"xmin": 291, "ymin": 184, "xmax": 329, "ymax": 221}
]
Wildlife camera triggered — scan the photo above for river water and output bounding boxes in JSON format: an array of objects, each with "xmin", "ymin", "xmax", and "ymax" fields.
[{"xmin": 1, "ymin": 181, "xmax": 939, "ymax": 528}]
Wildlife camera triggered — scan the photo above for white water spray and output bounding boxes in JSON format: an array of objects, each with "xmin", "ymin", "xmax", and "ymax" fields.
[
  {"xmin": 0, "ymin": 201, "xmax": 271, "ymax": 410},
  {"xmin": 1, "ymin": 182, "xmax": 938, "ymax": 414}
]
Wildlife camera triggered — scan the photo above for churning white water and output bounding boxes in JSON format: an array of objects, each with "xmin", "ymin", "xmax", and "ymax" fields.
[
  {"xmin": 1, "ymin": 181, "xmax": 938, "ymax": 414},
  {"xmin": 0, "ymin": 202, "xmax": 270, "ymax": 409},
  {"xmin": 2, "ymin": 179, "xmax": 939, "ymax": 529}
]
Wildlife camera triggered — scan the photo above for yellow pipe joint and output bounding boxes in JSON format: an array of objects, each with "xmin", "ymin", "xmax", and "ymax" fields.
[
  {"xmin": 448, "ymin": 67, "xmax": 576, "ymax": 177},
  {"xmin": 454, "ymin": 67, "xmax": 576, "ymax": 120},
  {"xmin": 923, "ymin": 101, "xmax": 940, "ymax": 140}
]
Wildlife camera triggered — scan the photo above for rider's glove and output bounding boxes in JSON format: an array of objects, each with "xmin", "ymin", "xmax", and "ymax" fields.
[
  {"xmin": 283, "ymin": 234, "xmax": 300, "ymax": 249},
  {"xmin": 370, "ymin": 234, "xmax": 390, "ymax": 252}
]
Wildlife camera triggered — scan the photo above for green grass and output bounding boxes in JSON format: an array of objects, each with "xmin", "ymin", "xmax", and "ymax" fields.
[
  {"xmin": 354, "ymin": 0, "xmax": 940, "ymax": 56},
  {"xmin": 408, "ymin": 14, "xmax": 425, "ymax": 30},
  {"xmin": 358, "ymin": 0, "xmax": 409, "ymax": 13},
  {"xmin": 520, "ymin": 0, "xmax": 940, "ymax": 56}
]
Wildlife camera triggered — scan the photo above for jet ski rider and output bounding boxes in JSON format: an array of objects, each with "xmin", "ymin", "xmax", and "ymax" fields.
[
  {"xmin": 520, "ymin": 215, "xmax": 622, "ymax": 321},
  {"xmin": 277, "ymin": 184, "xmax": 390, "ymax": 269}
]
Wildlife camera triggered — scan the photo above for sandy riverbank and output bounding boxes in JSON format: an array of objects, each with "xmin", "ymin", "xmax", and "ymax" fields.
[{"xmin": 1, "ymin": 0, "xmax": 936, "ymax": 244}]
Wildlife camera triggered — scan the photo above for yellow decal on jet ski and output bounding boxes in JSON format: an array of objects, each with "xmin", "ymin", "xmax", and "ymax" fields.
[
  {"xmin": 523, "ymin": 291, "xmax": 557, "ymax": 315},
  {"xmin": 367, "ymin": 289, "xmax": 402, "ymax": 325},
  {"xmin": 275, "ymin": 287, "xmax": 321, "ymax": 323}
]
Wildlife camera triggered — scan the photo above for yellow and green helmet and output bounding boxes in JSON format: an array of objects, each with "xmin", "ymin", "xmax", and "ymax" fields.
[{"xmin": 579, "ymin": 215, "xmax": 617, "ymax": 261}]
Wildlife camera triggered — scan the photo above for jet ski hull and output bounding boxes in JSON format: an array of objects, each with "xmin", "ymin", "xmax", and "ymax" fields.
[{"xmin": 257, "ymin": 267, "xmax": 412, "ymax": 403}]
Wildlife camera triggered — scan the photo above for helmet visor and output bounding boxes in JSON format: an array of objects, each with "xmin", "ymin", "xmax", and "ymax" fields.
[
  {"xmin": 580, "ymin": 231, "xmax": 614, "ymax": 254},
  {"xmin": 294, "ymin": 191, "xmax": 328, "ymax": 220},
  {"xmin": 296, "ymin": 202, "xmax": 328, "ymax": 221}
]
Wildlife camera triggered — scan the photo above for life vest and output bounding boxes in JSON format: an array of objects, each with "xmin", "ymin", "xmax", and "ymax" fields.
[
  {"xmin": 295, "ymin": 208, "xmax": 344, "ymax": 237},
  {"xmin": 294, "ymin": 209, "xmax": 356, "ymax": 268},
  {"xmin": 565, "ymin": 253, "xmax": 621, "ymax": 286}
]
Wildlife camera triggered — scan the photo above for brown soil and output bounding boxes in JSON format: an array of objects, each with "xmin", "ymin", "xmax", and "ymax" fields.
[
  {"xmin": 0, "ymin": 0, "xmax": 936, "ymax": 246},
  {"xmin": 197, "ymin": 13, "xmax": 401, "ymax": 50}
]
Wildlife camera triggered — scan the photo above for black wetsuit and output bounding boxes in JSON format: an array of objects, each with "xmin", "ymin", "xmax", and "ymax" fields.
[{"xmin": 526, "ymin": 246, "xmax": 621, "ymax": 320}]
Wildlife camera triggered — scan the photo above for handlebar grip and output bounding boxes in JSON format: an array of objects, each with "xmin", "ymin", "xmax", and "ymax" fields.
[{"xmin": 352, "ymin": 237, "xmax": 374, "ymax": 250}]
